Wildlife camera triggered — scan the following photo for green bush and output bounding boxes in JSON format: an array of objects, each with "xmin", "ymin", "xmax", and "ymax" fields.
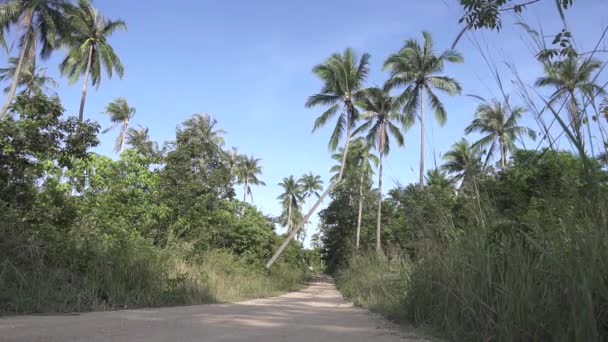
[{"xmin": 333, "ymin": 150, "xmax": 608, "ymax": 341}]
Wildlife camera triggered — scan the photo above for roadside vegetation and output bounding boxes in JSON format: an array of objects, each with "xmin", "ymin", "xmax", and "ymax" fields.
[
  {"xmin": 0, "ymin": 0, "xmax": 310, "ymax": 315},
  {"xmin": 2, "ymin": 0, "xmax": 608, "ymax": 340}
]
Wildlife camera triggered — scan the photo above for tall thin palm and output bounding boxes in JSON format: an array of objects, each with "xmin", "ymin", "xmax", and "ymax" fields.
[
  {"xmin": 384, "ymin": 31, "xmax": 463, "ymax": 187},
  {"xmin": 355, "ymin": 87, "xmax": 405, "ymax": 253},
  {"xmin": 341, "ymin": 138, "xmax": 378, "ymax": 250},
  {"xmin": 0, "ymin": 57, "xmax": 58, "ymax": 96},
  {"xmin": 226, "ymin": 147, "xmax": 242, "ymax": 180},
  {"xmin": 183, "ymin": 113, "xmax": 226, "ymax": 147},
  {"xmin": 277, "ymin": 176, "xmax": 302, "ymax": 234},
  {"xmin": 535, "ymin": 57, "xmax": 605, "ymax": 149},
  {"xmin": 298, "ymin": 172, "xmax": 323, "ymax": 238},
  {"xmin": 266, "ymin": 48, "xmax": 371, "ymax": 268},
  {"xmin": 60, "ymin": 0, "xmax": 126, "ymax": 121},
  {"xmin": 425, "ymin": 168, "xmax": 455, "ymax": 191},
  {"xmin": 103, "ymin": 97, "xmax": 135, "ymax": 153},
  {"xmin": 465, "ymin": 98, "xmax": 536, "ymax": 169},
  {"xmin": 237, "ymin": 155, "xmax": 266, "ymax": 203},
  {"xmin": 442, "ymin": 138, "xmax": 483, "ymax": 187},
  {"xmin": 126, "ymin": 125, "xmax": 157, "ymax": 157},
  {"xmin": 0, "ymin": 0, "xmax": 70, "ymax": 118}
]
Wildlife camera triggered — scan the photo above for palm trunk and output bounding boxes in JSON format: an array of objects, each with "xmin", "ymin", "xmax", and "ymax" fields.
[
  {"xmin": 287, "ymin": 197, "xmax": 293, "ymax": 234},
  {"xmin": 376, "ymin": 152, "xmax": 383, "ymax": 254},
  {"xmin": 500, "ymin": 137, "xmax": 506, "ymax": 169},
  {"xmin": 0, "ymin": 12, "xmax": 33, "ymax": 119},
  {"xmin": 356, "ymin": 172, "xmax": 364, "ymax": 250},
  {"xmin": 78, "ymin": 45, "xmax": 94, "ymax": 121},
  {"xmin": 266, "ymin": 112, "xmax": 354, "ymax": 268},
  {"xmin": 419, "ymin": 89, "xmax": 425, "ymax": 188},
  {"xmin": 243, "ymin": 179, "xmax": 248, "ymax": 202}
]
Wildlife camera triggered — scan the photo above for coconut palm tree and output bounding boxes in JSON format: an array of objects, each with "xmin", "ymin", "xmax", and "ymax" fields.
[
  {"xmin": 535, "ymin": 56, "xmax": 605, "ymax": 149},
  {"xmin": 384, "ymin": 31, "xmax": 463, "ymax": 187},
  {"xmin": 103, "ymin": 97, "xmax": 135, "ymax": 153},
  {"xmin": 425, "ymin": 168, "xmax": 454, "ymax": 191},
  {"xmin": 298, "ymin": 172, "xmax": 323, "ymax": 237},
  {"xmin": 126, "ymin": 125, "xmax": 157, "ymax": 157},
  {"xmin": 465, "ymin": 98, "xmax": 536, "ymax": 169},
  {"xmin": 226, "ymin": 147, "xmax": 243, "ymax": 180},
  {"xmin": 350, "ymin": 138, "xmax": 378, "ymax": 250},
  {"xmin": 183, "ymin": 113, "xmax": 226, "ymax": 147},
  {"xmin": 355, "ymin": 87, "xmax": 405, "ymax": 253},
  {"xmin": 442, "ymin": 138, "xmax": 483, "ymax": 187},
  {"xmin": 0, "ymin": 0, "xmax": 71, "ymax": 118},
  {"xmin": 0, "ymin": 57, "xmax": 58, "ymax": 96},
  {"xmin": 277, "ymin": 176, "xmax": 302, "ymax": 234},
  {"xmin": 59, "ymin": 0, "xmax": 126, "ymax": 121},
  {"xmin": 237, "ymin": 155, "xmax": 266, "ymax": 203},
  {"xmin": 265, "ymin": 48, "xmax": 371, "ymax": 268}
]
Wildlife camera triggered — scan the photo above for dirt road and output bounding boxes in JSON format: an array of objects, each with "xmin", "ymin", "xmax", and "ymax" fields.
[{"xmin": 0, "ymin": 275, "xmax": 427, "ymax": 341}]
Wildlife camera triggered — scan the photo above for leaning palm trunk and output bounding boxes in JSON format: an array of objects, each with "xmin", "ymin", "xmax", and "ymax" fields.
[
  {"xmin": 356, "ymin": 172, "xmax": 364, "ymax": 250},
  {"xmin": 78, "ymin": 45, "xmax": 94, "ymax": 121},
  {"xmin": 243, "ymin": 179, "xmax": 249, "ymax": 202},
  {"xmin": 287, "ymin": 197, "xmax": 293, "ymax": 234},
  {"xmin": 266, "ymin": 119, "xmax": 354, "ymax": 268},
  {"xmin": 419, "ymin": 90, "xmax": 425, "ymax": 187},
  {"xmin": 115, "ymin": 120, "xmax": 129, "ymax": 153},
  {"xmin": 0, "ymin": 12, "xmax": 33, "ymax": 119},
  {"xmin": 499, "ymin": 137, "xmax": 506, "ymax": 169},
  {"xmin": 376, "ymin": 152, "xmax": 383, "ymax": 253}
]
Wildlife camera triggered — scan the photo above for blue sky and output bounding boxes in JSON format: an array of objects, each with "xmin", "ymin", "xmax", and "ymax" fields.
[{"xmin": 8, "ymin": 0, "xmax": 607, "ymax": 243}]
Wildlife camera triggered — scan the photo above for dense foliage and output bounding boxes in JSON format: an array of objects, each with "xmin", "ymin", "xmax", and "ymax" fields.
[{"xmin": 0, "ymin": 94, "xmax": 307, "ymax": 314}]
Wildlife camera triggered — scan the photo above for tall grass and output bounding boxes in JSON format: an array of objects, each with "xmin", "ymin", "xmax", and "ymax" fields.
[
  {"xmin": 337, "ymin": 194, "xmax": 608, "ymax": 341},
  {"xmin": 0, "ymin": 232, "xmax": 308, "ymax": 315}
]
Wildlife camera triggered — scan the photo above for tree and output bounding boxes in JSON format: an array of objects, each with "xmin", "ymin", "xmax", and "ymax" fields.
[
  {"xmin": 329, "ymin": 139, "xmax": 378, "ymax": 250},
  {"xmin": 355, "ymin": 87, "xmax": 405, "ymax": 253},
  {"xmin": 465, "ymin": 98, "xmax": 536, "ymax": 169},
  {"xmin": 60, "ymin": 0, "xmax": 126, "ymax": 121},
  {"xmin": 425, "ymin": 168, "xmax": 454, "ymax": 191},
  {"xmin": 237, "ymin": 155, "xmax": 266, "ymax": 203},
  {"xmin": 0, "ymin": 0, "xmax": 71, "ymax": 118},
  {"xmin": 0, "ymin": 57, "xmax": 58, "ymax": 96},
  {"xmin": 183, "ymin": 113, "xmax": 226, "ymax": 147},
  {"xmin": 535, "ymin": 56, "xmax": 604, "ymax": 149},
  {"xmin": 384, "ymin": 31, "xmax": 463, "ymax": 187},
  {"xmin": 277, "ymin": 176, "xmax": 302, "ymax": 234},
  {"xmin": 442, "ymin": 138, "xmax": 483, "ymax": 186},
  {"xmin": 102, "ymin": 97, "xmax": 135, "ymax": 153},
  {"xmin": 298, "ymin": 172, "xmax": 323, "ymax": 238},
  {"xmin": 266, "ymin": 48, "xmax": 370, "ymax": 268},
  {"xmin": 126, "ymin": 125, "xmax": 157, "ymax": 158}
]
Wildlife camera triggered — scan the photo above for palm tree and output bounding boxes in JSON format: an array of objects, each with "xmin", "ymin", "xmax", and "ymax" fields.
[
  {"xmin": 126, "ymin": 125, "xmax": 157, "ymax": 157},
  {"xmin": 350, "ymin": 138, "xmax": 378, "ymax": 250},
  {"xmin": 237, "ymin": 155, "xmax": 266, "ymax": 203},
  {"xmin": 226, "ymin": 147, "xmax": 243, "ymax": 180},
  {"xmin": 298, "ymin": 172, "xmax": 323, "ymax": 238},
  {"xmin": 103, "ymin": 97, "xmax": 135, "ymax": 153},
  {"xmin": 535, "ymin": 56, "xmax": 605, "ymax": 149},
  {"xmin": 183, "ymin": 113, "xmax": 226, "ymax": 147},
  {"xmin": 356, "ymin": 87, "xmax": 405, "ymax": 253},
  {"xmin": 277, "ymin": 176, "xmax": 302, "ymax": 234},
  {"xmin": 266, "ymin": 48, "xmax": 371, "ymax": 268},
  {"xmin": 0, "ymin": 0, "xmax": 70, "ymax": 118},
  {"xmin": 442, "ymin": 138, "xmax": 483, "ymax": 187},
  {"xmin": 465, "ymin": 98, "xmax": 536, "ymax": 169},
  {"xmin": 384, "ymin": 31, "xmax": 463, "ymax": 187},
  {"xmin": 60, "ymin": 0, "xmax": 126, "ymax": 121},
  {"xmin": 425, "ymin": 168, "xmax": 454, "ymax": 191},
  {"xmin": 0, "ymin": 57, "xmax": 58, "ymax": 96}
]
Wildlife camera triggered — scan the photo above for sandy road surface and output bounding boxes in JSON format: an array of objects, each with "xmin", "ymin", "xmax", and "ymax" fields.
[{"xmin": 0, "ymin": 275, "xmax": 427, "ymax": 342}]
